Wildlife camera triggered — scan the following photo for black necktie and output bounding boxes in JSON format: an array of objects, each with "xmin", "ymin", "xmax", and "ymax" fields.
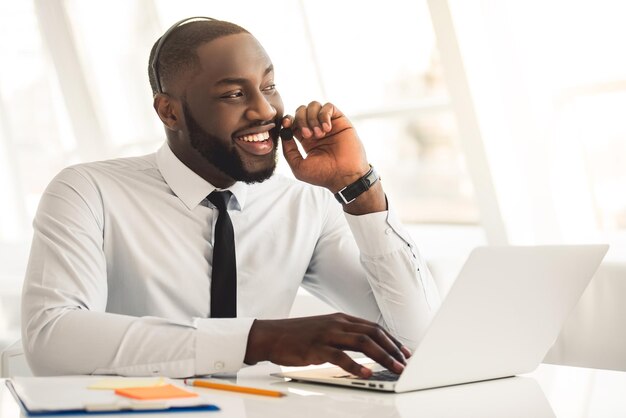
[{"xmin": 207, "ymin": 191, "xmax": 237, "ymax": 318}]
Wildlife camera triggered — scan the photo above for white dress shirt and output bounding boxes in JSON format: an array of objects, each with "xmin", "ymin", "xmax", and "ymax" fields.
[{"xmin": 22, "ymin": 143, "xmax": 440, "ymax": 377}]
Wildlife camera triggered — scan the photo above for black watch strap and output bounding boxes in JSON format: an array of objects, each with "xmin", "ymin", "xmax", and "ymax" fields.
[{"xmin": 334, "ymin": 165, "xmax": 380, "ymax": 205}]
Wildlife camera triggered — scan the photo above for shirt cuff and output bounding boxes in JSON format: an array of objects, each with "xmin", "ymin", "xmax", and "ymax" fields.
[
  {"xmin": 193, "ymin": 317, "xmax": 255, "ymax": 375},
  {"xmin": 344, "ymin": 204, "xmax": 412, "ymax": 257}
]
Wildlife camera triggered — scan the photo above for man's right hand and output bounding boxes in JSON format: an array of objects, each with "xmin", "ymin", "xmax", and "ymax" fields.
[{"xmin": 243, "ymin": 313, "xmax": 411, "ymax": 378}]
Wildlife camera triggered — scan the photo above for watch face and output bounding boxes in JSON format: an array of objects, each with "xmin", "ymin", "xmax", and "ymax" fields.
[{"xmin": 365, "ymin": 167, "xmax": 379, "ymax": 186}]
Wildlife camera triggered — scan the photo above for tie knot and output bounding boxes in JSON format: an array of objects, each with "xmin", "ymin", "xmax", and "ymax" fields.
[{"xmin": 208, "ymin": 191, "xmax": 231, "ymax": 212}]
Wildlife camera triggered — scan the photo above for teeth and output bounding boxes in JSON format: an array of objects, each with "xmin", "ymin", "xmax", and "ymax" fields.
[{"xmin": 239, "ymin": 131, "xmax": 270, "ymax": 142}]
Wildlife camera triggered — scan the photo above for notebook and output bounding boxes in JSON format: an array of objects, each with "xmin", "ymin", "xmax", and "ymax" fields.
[
  {"xmin": 274, "ymin": 245, "xmax": 608, "ymax": 393},
  {"xmin": 6, "ymin": 376, "xmax": 219, "ymax": 415}
]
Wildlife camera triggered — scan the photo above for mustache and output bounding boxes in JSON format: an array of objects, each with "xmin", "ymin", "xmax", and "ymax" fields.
[
  {"xmin": 238, "ymin": 118, "xmax": 280, "ymax": 131},
  {"xmin": 235, "ymin": 118, "xmax": 282, "ymax": 142}
]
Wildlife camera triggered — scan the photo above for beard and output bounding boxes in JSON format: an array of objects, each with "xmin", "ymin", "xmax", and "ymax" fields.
[{"xmin": 183, "ymin": 101, "xmax": 278, "ymax": 184}]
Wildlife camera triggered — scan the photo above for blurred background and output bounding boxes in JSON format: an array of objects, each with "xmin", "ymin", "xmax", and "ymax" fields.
[{"xmin": 1, "ymin": 0, "xmax": 625, "ymax": 366}]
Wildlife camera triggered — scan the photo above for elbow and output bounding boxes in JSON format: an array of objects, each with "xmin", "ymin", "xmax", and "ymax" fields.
[
  {"xmin": 22, "ymin": 312, "xmax": 83, "ymax": 376},
  {"xmin": 22, "ymin": 319, "xmax": 58, "ymax": 376}
]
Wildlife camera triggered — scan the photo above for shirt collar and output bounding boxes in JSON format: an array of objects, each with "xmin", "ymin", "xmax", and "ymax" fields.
[{"xmin": 156, "ymin": 143, "xmax": 247, "ymax": 211}]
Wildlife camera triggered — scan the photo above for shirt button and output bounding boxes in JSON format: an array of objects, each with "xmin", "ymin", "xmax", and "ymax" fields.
[
  {"xmin": 214, "ymin": 361, "xmax": 225, "ymax": 370},
  {"xmin": 385, "ymin": 228, "xmax": 393, "ymax": 235}
]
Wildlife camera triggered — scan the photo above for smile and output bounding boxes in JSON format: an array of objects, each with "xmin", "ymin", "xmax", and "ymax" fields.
[
  {"xmin": 234, "ymin": 130, "xmax": 274, "ymax": 156},
  {"xmin": 237, "ymin": 131, "xmax": 270, "ymax": 142}
]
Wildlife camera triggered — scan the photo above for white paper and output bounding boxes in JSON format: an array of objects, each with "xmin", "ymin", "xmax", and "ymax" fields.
[{"xmin": 8, "ymin": 376, "xmax": 213, "ymax": 412}]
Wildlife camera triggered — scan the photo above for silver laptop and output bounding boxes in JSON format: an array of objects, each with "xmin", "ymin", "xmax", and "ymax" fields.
[{"xmin": 274, "ymin": 245, "xmax": 608, "ymax": 393}]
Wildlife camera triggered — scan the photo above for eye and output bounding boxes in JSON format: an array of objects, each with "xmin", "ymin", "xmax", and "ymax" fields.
[
  {"xmin": 263, "ymin": 84, "xmax": 276, "ymax": 92},
  {"xmin": 221, "ymin": 90, "xmax": 244, "ymax": 99}
]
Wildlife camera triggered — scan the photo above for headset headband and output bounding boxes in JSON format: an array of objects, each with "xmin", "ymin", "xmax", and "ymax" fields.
[{"xmin": 151, "ymin": 16, "xmax": 216, "ymax": 94}]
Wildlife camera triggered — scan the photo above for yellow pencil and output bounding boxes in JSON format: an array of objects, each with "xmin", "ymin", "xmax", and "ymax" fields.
[{"xmin": 184, "ymin": 378, "xmax": 286, "ymax": 398}]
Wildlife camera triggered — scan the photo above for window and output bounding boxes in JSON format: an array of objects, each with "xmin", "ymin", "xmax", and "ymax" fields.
[
  {"xmin": 0, "ymin": 0, "xmax": 73, "ymax": 240},
  {"xmin": 554, "ymin": 89, "xmax": 626, "ymax": 239}
]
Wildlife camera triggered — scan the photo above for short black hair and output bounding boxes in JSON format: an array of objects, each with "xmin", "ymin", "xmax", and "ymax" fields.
[{"xmin": 148, "ymin": 19, "xmax": 249, "ymax": 95}]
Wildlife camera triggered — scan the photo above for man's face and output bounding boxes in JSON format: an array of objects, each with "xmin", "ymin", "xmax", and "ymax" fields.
[{"xmin": 179, "ymin": 33, "xmax": 284, "ymax": 184}]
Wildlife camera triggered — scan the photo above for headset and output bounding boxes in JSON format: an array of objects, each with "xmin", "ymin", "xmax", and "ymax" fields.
[{"xmin": 150, "ymin": 16, "xmax": 216, "ymax": 95}]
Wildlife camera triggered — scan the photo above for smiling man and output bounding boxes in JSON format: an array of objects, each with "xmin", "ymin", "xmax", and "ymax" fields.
[{"xmin": 21, "ymin": 18, "xmax": 440, "ymax": 378}]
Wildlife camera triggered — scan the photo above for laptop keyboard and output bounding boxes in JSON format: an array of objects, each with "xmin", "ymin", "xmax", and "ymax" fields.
[{"xmin": 361, "ymin": 369, "xmax": 401, "ymax": 381}]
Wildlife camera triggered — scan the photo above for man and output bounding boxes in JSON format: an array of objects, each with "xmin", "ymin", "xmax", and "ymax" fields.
[{"xmin": 21, "ymin": 18, "xmax": 440, "ymax": 378}]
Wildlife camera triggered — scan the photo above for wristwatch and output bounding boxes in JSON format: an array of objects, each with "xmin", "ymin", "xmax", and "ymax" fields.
[{"xmin": 334, "ymin": 165, "xmax": 380, "ymax": 205}]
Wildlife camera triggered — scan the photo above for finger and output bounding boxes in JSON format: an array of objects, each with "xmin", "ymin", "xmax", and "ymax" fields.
[
  {"xmin": 305, "ymin": 101, "xmax": 324, "ymax": 138},
  {"xmin": 294, "ymin": 105, "xmax": 311, "ymax": 139},
  {"xmin": 346, "ymin": 323, "xmax": 407, "ymax": 365},
  {"xmin": 280, "ymin": 132, "xmax": 304, "ymax": 176},
  {"xmin": 319, "ymin": 102, "xmax": 335, "ymax": 133},
  {"xmin": 331, "ymin": 332, "xmax": 405, "ymax": 374},
  {"xmin": 335, "ymin": 313, "xmax": 409, "ymax": 358},
  {"xmin": 323, "ymin": 348, "xmax": 373, "ymax": 378},
  {"xmin": 377, "ymin": 330, "xmax": 409, "ymax": 361},
  {"xmin": 402, "ymin": 346, "xmax": 412, "ymax": 359},
  {"xmin": 281, "ymin": 115, "xmax": 293, "ymax": 128}
]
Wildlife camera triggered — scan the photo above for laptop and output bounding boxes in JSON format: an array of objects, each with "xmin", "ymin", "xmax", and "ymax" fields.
[{"xmin": 274, "ymin": 245, "xmax": 608, "ymax": 393}]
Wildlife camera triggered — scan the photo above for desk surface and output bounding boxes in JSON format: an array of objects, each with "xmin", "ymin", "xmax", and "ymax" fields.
[{"xmin": 1, "ymin": 363, "xmax": 625, "ymax": 417}]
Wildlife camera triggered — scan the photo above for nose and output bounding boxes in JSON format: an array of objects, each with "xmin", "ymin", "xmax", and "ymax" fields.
[{"xmin": 245, "ymin": 91, "xmax": 277, "ymax": 121}]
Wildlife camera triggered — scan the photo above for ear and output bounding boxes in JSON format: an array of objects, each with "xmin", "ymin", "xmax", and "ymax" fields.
[{"xmin": 153, "ymin": 94, "xmax": 183, "ymax": 131}]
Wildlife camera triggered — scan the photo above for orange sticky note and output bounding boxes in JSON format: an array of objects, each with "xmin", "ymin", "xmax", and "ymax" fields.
[{"xmin": 115, "ymin": 384, "xmax": 198, "ymax": 400}]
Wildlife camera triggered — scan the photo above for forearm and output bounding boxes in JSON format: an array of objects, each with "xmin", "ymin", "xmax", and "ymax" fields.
[
  {"xmin": 344, "ymin": 208, "xmax": 441, "ymax": 348},
  {"xmin": 23, "ymin": 307, "xmax": 253, "ymax": 377}
]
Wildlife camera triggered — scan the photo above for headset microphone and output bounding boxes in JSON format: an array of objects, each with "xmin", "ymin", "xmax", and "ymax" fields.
[{"xmin": 279, "ymin": 127, "xmax": 293, "ymax": 141}]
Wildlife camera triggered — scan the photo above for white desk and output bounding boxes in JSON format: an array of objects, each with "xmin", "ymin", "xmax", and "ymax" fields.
[{"xmin": 1, "ymin": 363, "xmax": 625, "ymax": 417}]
